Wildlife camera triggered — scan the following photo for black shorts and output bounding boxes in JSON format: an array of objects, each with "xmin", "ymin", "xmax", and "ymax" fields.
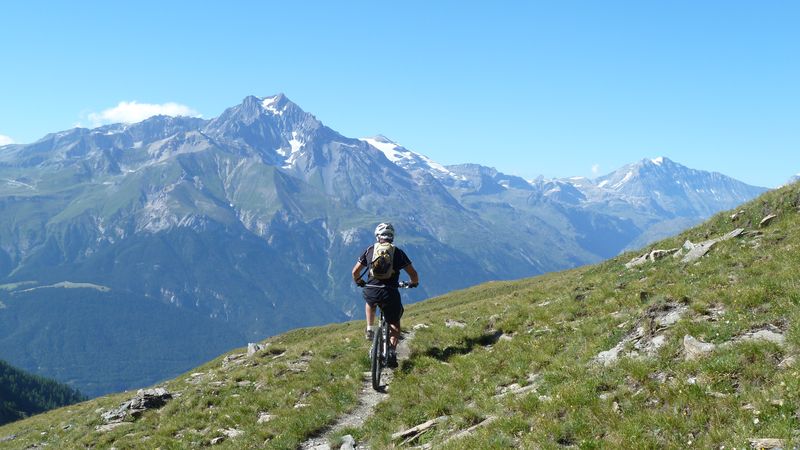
[{"xmin": 363, "ymin": 286, "xmax": 404, "ymax": 324}]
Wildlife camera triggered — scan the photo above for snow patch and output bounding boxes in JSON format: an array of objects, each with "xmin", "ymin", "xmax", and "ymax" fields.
[
  {"xmin": 360, "ymin": 137, "xmax": 459, "ymax": 178},
  {"xmin": 651, "ymin": 157, "xmax": 664, "ymax": 165},
  {"xmin": 598, "ymin": 180, "xmax": 609, "ymax": 188},
  {"xmin": 612, "ymin": 171, "xmax": 634, "ymax": 189},
  {"xmin": 261, "ymin": 96, "xmax": 284, "ymax": 116}
]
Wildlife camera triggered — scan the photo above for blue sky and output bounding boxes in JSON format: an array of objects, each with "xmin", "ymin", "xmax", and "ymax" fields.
[{"xmin": 1, "ymin": 1, "xmax": 797, "ymax": 187}]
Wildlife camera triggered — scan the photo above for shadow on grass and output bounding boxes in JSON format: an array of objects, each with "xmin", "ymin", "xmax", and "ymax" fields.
[{"xmin": 420, "ymin": 330, "xmax": 505, "ymax": 363}]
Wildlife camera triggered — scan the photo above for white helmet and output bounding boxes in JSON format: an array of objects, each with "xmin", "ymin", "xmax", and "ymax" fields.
[{"xmin": 374, "ymin": 222, "xmax": 395, "ymax": 242}]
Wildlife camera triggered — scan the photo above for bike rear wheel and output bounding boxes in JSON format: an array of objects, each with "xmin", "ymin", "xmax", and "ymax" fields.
[{"xmin": 371, "ymin": 321, "xmax": 383, "ymax": 390}]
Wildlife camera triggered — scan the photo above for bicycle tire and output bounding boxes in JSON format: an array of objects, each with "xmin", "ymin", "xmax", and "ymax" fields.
[{"xmin": 371, "ymin": 320, "xmax": 383, "ymax": 390}]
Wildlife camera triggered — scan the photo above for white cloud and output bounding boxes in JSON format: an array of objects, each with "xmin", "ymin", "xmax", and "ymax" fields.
[
  {"xmin": 0, "ymin": 134, "xmax": 14, "ymax": 146},
  {"xmin": 88, "ymin": 101, "xmax": 201, "ymax": 126},
  {"xmin": 591, "ymin": 164, "xmax": 600, "ymax": 175}
]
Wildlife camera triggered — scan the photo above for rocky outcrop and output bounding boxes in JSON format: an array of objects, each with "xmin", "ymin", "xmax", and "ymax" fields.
[
  {"xmin": 680, "ymin": 228, "xmax": 744, "ymax": 263},
  {"xmin": 683, "ymin": 335, "xmax": 716, "ymax": 361},
  {"xmin": 99, "ymin": 388, "xmax": 173, "ymax": 427},
  {"xmin": 624, "ymin": 248, "xmax": 680, "ymax": 268},
  {"xmin": 594, "ymin": 302, "xmax": 688, "ymax": 366}
]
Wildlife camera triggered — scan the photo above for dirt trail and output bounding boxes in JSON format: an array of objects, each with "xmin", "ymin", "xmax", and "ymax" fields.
[{"xmin": 299, "ymin": 331, "xmax": 415, "ymax": 450}]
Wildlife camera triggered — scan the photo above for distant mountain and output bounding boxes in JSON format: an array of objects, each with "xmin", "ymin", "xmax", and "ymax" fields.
[
  {"xmin": 787, "ymin": 174, "xmax": 800, "ymax": 185},
  {"xmin": 0, "ymin": 94, "xmax": 769, "ymax": 397},
  {"xmin": 0, "ymin": 359, "xmax": 84, "ymax": 425}
]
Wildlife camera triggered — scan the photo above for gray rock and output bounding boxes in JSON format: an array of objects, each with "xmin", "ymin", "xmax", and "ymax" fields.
[
  {"xmin": 247, "ymin": 342, "xmax": 265, "ymax": 356},
  {"xmin": 221, "ymin": 428, "xmax": 243, "ymax": 439},
  {"xmin": 778, "ymin": 355, "xmax": 796, "ymax": 369},
  {"xmin": 101, "ymin": 387, "xmax": 173, "ymax": 423},
  {"xmin": 759, "ymin": 214, "xmax": 777, "ymax": 228},
  {"xmin": 0, "ymin": 435, "xmax": 16, "ymax": 443},
  {"xmin": 445, "ymin": 319, "xmax": 466, "ymax": 328},
  {"xmin": 735, "ymin": 328, "xmax": 786, "ymax": 346},
  {"xmin": 625, "ymin": 248, "xmax": 680, "ymax": 268},
  {"xmin": 681, "ymin": 228, "xmax": 744, "ymax": 263},
  {"xmin": 340, "ymin": 434, "xmax": 356, "ymax": 450},
  {"xmin": 749, "ymin": 438, "xmax": 785, "ymax": 449},
  {"xmin": 683, "ymin": 335, "xmax": 716, "ymax": 360}
]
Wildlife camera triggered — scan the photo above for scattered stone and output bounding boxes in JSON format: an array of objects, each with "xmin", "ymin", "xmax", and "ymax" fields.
[
  {"xmin": 294, "ymin": 403, "xmax": 309, "ymax": 409},
  {"xmin": 778, "ymin": 355, "xmax": 796, "ymax": 369},
  {"xmin": 759, "ymin": 214, "xmax": 777, "ymax": 228},
  {"xmin": 499, "ymin": 333, "xmax": 514, "ymax": 342},
  {"xmin": 237, "ymin": 380, "xmax": 252, "ymax": 387},
  {"xmin": 257, "ymin": 412, "xmax": 273, "ymax": 423},
  {"xmin": 221, "ymin": 428, "xmax": 244, "ymax": 439},
  {"xmin": 680, "ymin": 228, "xmax": 744, "ymax": 263},
  {"xmin": 683, "ymin": 335, "xmax": 716, "ymax": 361},
  {"xmin": 95, "ymin": 422, "xmax": 131, "ymax": 432},
  {"xmin": 412, "ymin": 323, "xmax": 430, "ymax": 330},
  {"xmin": 247, "ymin": 342, "xmax": 266, "ymax": 356},
  {"xmin": 594, "ymin": 302, "xmax": 687, "ymax": 366},
  {"xmin": 441, "ymin": 416, "xmax": 498, "ymax": 445},
  {"xmin": 222, "ymin": 353, "xmax": 246, "ymax": 368},
  {"xmin": 625, "ymin": 248, "xmax": 681, "ymax": 268},
  {"xmin": 0, "ymin": 435, "xmax": 17, "ymax": 443},
  {"xmin": 495, "ymin": 374, "xmax": 541, "ymax": 398},
  {"xmin": 391, "ymin": 416, "xmax": 448, "ymax": 443},
  {"xmin": 730, "ymin": 210, "xmax": 745, "ymax": 221},
  {"xmin": 537, "ymin": 301, "xmax": 551, "ymax": 307},
  {"xmin": 339, "ymin": 434, "xmax": 356, "ymax": 450},
  {"xmin": 749, "ymin": 438, "xmax": 785, "ymax": 449},
  {"xmin": 210, "ymin": 436, "xmax": 225, "ymax": 445},
  {"xmin": 736, "ymin": 328, "xmax": 785, "ymax": 346},
  {"xmin": 101, "ymin": 388, "xmax": 173, "ymax": 424},
  {"xmin": 445, "ymin": 319, "xmax": 466, "ymax": 329},
  {"xmin": 288, "ymin": 352, "xmax": 314, "ymax": 372}
]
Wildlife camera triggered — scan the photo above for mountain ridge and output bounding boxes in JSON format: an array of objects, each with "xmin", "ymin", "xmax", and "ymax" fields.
[{"xmin": 0, "ymin": 94, "xmax": 771, "ymax": 398}]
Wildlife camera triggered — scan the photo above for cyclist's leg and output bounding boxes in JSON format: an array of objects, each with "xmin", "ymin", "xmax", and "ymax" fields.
[
  {"xmin": 365, "ymin": 302, "xmax": 376, "ymax": 327},
  {"xmin": 384, "ymin": 290, "xmax": 404, "ymax": 349}
]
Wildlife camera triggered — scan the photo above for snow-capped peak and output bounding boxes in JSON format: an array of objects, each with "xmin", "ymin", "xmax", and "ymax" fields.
[
  {"xmin": 651, "ymin": 156, "xmax": 664, "ymax": 165},
  {"xmin": 261, "ymin": 95, "xmax": 285, "ymax": 116},
  {"xmin": 360, "ymin": 136, "xmax": 463, "ymax": 180}
]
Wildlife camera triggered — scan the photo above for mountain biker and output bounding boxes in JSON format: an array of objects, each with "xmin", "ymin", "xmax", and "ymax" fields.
[{"xmin": 352, "ymin": 222, "xmax": 419, "ymax": 368}]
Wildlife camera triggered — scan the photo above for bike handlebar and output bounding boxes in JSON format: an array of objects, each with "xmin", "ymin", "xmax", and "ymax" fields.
[{"xmin": 357, "ymin": 281, "xmax": 418, "ymax": 288}]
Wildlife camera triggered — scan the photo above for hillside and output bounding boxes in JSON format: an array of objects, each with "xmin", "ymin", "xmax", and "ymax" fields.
[
  {"xmin": 0, "ymin": 360, "xmax": 84, "ymax": 426},
  {"xmin": 1, "ymin": 183, "xmax": 797, "ymax": 448}
]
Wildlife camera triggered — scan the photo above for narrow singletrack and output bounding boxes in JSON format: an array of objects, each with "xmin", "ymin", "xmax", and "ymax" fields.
[{"xmin": 299, "ymin": 330, "xmax": 415, "ymax": 450}]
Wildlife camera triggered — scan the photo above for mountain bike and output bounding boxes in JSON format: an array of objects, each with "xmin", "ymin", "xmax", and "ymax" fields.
[{"xmin": 367, "ymin": 281, "xmax": 415, "ymax": 391}]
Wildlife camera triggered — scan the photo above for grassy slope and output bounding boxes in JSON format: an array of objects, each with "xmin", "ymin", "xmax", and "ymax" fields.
[{"xmin": 1, "ymin": 183, "xmax": 799, "ymax": 449}]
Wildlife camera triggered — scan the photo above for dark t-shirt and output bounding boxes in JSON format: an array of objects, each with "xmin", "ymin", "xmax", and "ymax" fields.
[{"xmin": 358, "ymin": 244, "xmax": 412, "ymax": 288}]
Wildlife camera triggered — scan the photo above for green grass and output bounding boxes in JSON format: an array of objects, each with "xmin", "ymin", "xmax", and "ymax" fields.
[{"xmin": 2, "ymin": 183, "xmax": 800, "ymax": 449}]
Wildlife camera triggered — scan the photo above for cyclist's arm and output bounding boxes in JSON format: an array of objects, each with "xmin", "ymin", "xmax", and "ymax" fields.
[
  {"xmin": 352, "ymin": 261, "xmax": 366, "ymax": 284},
  {"xmin": 403, "ymin": 263, "xmax": 419, "ymax": 286}
]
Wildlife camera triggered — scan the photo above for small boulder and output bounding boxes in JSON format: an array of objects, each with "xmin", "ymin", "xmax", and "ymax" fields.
[
  {"xmin": 340, "ymin": 434, "xmax": 356, "ymax": 450},
  {"xmin": 247, "ymin": 343, "xmax": 265, "ymax": 356},
  {"xmin": 683, "ymin": 335, "xmax": 716, "ymax": 360},
  {"xmin": 749, "ymin": 438, "xmax": 785, "ymax": 449},
  {"xmin": 759, "ymin": 214, "xmax": 777, "ymax": 228},
  {"xmin": 445, "ymin": 319, "xmax": 466, "ymax": 329}
]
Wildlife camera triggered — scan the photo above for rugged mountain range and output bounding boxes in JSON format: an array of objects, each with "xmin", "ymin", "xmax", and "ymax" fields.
[{"xmin": 0, "ymin": 94, "xmax": 768, "ymax": 396}]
